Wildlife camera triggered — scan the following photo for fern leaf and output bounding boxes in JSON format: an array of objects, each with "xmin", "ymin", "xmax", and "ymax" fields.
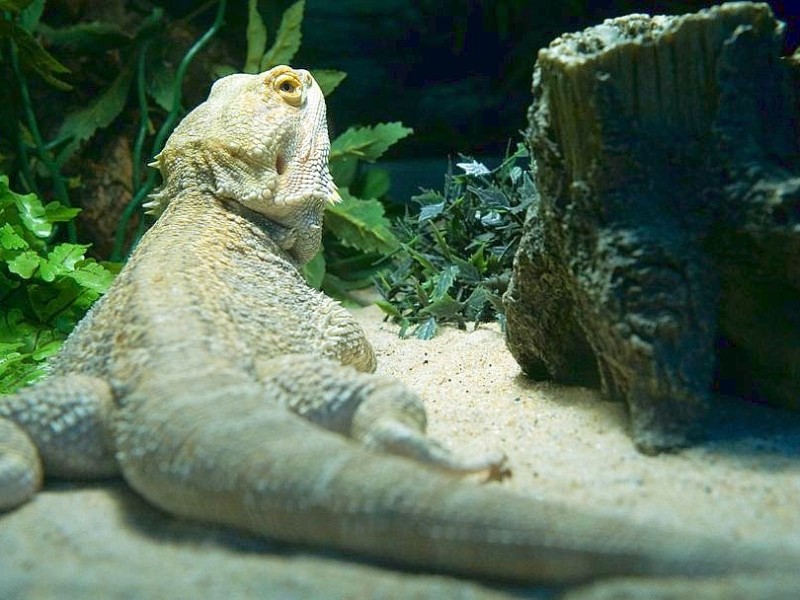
[
  {"xmin": 311, "ymin": 69, "xmax": 347, "ymax": 96},
  {"xmin": 324, "ymin": 189, "xmax": 398, "ymax": 255},
  {"xmin": 260, "ymin": 0, "xmax": 304, "ymax": 70},
  {"xmin": 244, "ymin": 0, "xmax": 268, "ymax": 74},
  {"xmin": 330, "ymin": 122, "xmax": 413, "ymax": 163}
]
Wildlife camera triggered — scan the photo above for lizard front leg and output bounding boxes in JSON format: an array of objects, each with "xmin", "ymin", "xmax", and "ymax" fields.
[
  {"xmin": 255, "ymin": 354, "xmax": 507, "ymax": 480},
  {"xmin": 0, "ymin": 374, "xmax": 118, "ymax": 510}
]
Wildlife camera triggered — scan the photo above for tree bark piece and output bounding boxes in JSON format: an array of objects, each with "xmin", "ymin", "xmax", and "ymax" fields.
[{"xmin": 504, "ymin": 2, "xmax": 800, "ymax": 454}]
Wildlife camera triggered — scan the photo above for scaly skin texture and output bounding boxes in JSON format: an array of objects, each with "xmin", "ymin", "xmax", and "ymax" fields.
[{"xmin": 0, "ymin": 66, "xmax": 797, "ymax": 592}]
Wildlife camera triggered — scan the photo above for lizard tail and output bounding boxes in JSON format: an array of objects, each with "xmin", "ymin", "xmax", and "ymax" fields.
[{"xmin": 113, "ymin": 374, "xmax": 797, "ymax": 585}]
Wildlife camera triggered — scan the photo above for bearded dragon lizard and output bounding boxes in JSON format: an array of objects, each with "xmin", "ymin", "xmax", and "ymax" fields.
[{"xmin": 0, "ymin": 66, "xmax": 797, "ymax": 595}]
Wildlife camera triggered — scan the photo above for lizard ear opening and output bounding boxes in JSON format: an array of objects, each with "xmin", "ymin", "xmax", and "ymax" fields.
[{"xmin": 275, "ymin": 154, "xmax": 286, "ymax": 175}]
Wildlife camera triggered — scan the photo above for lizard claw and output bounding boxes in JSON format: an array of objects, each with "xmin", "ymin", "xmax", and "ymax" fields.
[{"xmin": 481, "ymin": 451, "xmax": 512, "ymax": 483}]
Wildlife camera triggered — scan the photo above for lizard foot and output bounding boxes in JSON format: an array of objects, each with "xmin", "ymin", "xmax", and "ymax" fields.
[
  {"xmin": 346, "ymin": 376, "xmax": 513, "ymax": 481},
  {"xmin": 0, "ymin": 419, "xmax": 43, "ymax": 511},
  {"xmin": 358, "ymin": 419, "xmax": 512, "ymax": 482},
  {"xmin": 256, "ymin": 354, "xmax": 512, "ymax": 481}
]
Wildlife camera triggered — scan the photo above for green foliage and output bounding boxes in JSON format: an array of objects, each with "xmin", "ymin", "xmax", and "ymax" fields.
[
  {"xmin": 0, "ymin": 0, "xmax": 71, "ymax": 90},
  {"xmin": 54, "ymin": 66, "xmax": 135, "ymax": 164},
  {"xmin": 0, "ymin": 176, "xmax": 117, "ymax": 394},
  {"xmin": 259, "ymin": 0, "xmax": 304, "ymax": 70},
  {"xmin": 375, "ymin": 143, "xmax": 535, "ymax": 339},
  {"xmin": 41, "ymin": 7, "xmax": 167, "ymax": 169},
  {"xmin": 41, "ymin": 8, "xmax": 162, "ymax": 159},
  {"xmin": 325, "ymin": 190, "xmax": 399, "ymax": 256},
  {"xmin": 244, "ymin": 0, "xmax": 269, "ymax": 73},
  {"xmin": 311, "ymin": 69, "xmax": 347, "ymax": 96},
  {"xmin": 306, "ymin": 122, "xmax": 412, "ymax": 299},
  {"xmin": 1, "ymin": 0, "xmax": 229, "ymax": 262},
  {"xmin": 243, "ymin": 0, "xmax": 307, "ymax": 73},
  {"xmin": 245, "ymin": 0, "xmax": 319, "ymax": 75},
  {"xmin": 330, "ymin": 122, "xmax": 414, "ymax": 163}
]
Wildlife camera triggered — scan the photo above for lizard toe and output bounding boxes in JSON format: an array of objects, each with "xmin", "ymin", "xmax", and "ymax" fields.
[{"xmin": 0, "ymin": 419, "xmax": 43, "ymax": 511}]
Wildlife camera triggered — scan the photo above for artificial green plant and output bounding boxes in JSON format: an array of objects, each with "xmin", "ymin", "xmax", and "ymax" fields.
[
  {"xmin": 0, "ymin": 176, "xmax": 117, "ymax": 393},
  {"xmin": 376, "ymin": 143, "xmax": 535, "ymax": 339}
]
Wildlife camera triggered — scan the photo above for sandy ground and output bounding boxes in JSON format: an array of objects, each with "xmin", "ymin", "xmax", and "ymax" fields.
[
  {"xmin": 357, "ymin": 306, "xmax": 800, "ymax": 547},
  {"xmin": 2, "ymin": 305, "xmax": 800, "ymax": 598}
]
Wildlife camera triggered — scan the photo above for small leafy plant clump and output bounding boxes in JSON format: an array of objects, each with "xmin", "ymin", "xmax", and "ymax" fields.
[
  {"xmin": 376, "ymin": 143, "xmax": 535, "ymax": 339},
  {"xmin": 0, "ymin": 177, "xmax": 118, "ymax": 394}
]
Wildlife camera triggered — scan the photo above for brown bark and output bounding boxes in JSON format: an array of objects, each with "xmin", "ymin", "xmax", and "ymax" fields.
[{"xmin": 504, "ymin": 2, "xmax": 800, "ymax": 453}]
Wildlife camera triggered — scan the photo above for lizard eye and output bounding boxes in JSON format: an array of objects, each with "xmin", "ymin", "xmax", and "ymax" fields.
[{"xmin": 274, "ymin": 72, "xmax": 302, "ymax": 107}]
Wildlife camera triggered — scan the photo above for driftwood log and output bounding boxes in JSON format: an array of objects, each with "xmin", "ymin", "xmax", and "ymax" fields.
[{"xmin": 503, "ymin": 2, "xmax": 800, "ymax": 453}]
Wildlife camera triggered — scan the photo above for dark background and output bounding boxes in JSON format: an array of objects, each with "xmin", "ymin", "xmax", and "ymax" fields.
[
  {"xmin": 286, "ymin": 1, "xmax": 798, "ymax": 158},
  {"xmin": 109, "ymin": 1, "xmax": 800, "ymax": 199}
]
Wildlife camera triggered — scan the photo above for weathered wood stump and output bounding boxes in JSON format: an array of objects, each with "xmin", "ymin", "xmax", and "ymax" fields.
[{"xmin": 503, "ymin": 2, "xmax": 800, "ymax": 453}]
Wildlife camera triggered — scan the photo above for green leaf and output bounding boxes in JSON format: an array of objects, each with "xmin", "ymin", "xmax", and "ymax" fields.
[
  {"xmin": 56, "ymin": 66, "xmax": 134, "ymax": 164},
  {"xmin": 244, "ymin": 0, "xmax": 268, "ymax": 74},
  {"xmin": 31, "ymin": 339, "xmax": 62, "ymax": 361},
  {"xmin": 260, "ymin": 0, "xmax": 304, "ymax": 70},
  {"xmin": 18, "ymin": 0, "xmax": 44, "ymax": 31},
  {"xmin": 39, "ymin": 244, "xmax": 89, "ymax": 282},
  {"xmin": 0, "ymin": 270, "xmax": 19, "ymax": 297},
  {"xmin": 324, "ymin": 190, "xmax": 399, "ymax": 255},
  {"xmin": 330, "ymin": 122, "xmax": 413, "ymax": 163},
  {"xmin": 69, "ymin": 261, "xmax": 116, "ymax": 294},
  {"xmin": 144, "ymin": 46, "xmax": 178, "ymax": 112},
  {"xmin": 0, "ymin": 309, "xmax": 31, "ymax": 342},
  {"xmin": 375, "ymin": 299, "xmax": 402, "ymax": 318},
  {"xmin": 99, "ymin": 260, "xmax": 123, "ymax": 276},
  {"xmin": 374, "ymin": 141, "xmax": 532, "ymax": 337},
  {"xmin": 0, "ymin": 363, "xmax": 46, "ymax": 394},
  {"xmin": 452, "ymin": 255, "xmax": 482, "ymax": 282},
  {"xmin": 0, "ymin": 343, "xmax": 23, "ymax": 361},
  {"xmin": 456, "ymin": 159, "xmax": 491, "ymax": 176},
  {"xmin": 358, "ymin": 168, "xmax": 391, "ymax": 199},
  {"xmin": 464, "ymin": 286, "xmax": 491, "ymax": 320},
  {"xmin": 0, "ymin": 339, "xmax": 44, "ymax": 393},
  {"xmin": 411, "ymin": 190, "xmax": 446, "ymax": 207},
  {"xmin": 28, "ymin": 280, "xmax": 77, "ymax": 323},
  {"xmin": 432, "ymin": 265, "xmax": 459, "ymax": 300},
  {"xmin": 421, "ymin": 293, "xmax": 462, "ymax": 319},
  {"xmin": 322, "ymin": 248, "xmax": 387, "ymax": 289},
  {"xmin": 43, "ymin": 201, "xmax": 81, "ymax": 223},
  {"xmin": 7, "ymin": 250, "xmax": 41, "ymax": 278},
  {"xmin": 0, "ymin": 358, "xmax": 47, "ymax": 394},
  {"xmin": 37, "ymin": 21, "xmax": 128, "ymax": 51},
  {"xmin": 418, "ymin": 201, "xmax": 445, "ymax": 222},
  {"xmin": 0, "ymin": 224, "xmax": 28, "ymax": 250},
  {"xmin": 0, "ymin": 180, "xmax": 115, "ymax": 394},
  {"xmin": 414, "ymin": 316, "xmax": 438, "ymax": 340},
  {"xmin": 312, "ymin": 69, "xmax": 347, "ymax": 96},
  {"xmin": 301, "ymin": 249, "xmax": 326, "ymax": 289},
  {"xmin": 0, "ymin": 0, "xmax": 36, "ymax": 12},
  {"xmin": 10, "ymin": 185, "xmax": 51, "ymax": 238},
  {"xmin": 320, "ymin": 272, "xmax": 378, "ymax": 302},
  {"xmin": 211, "ymin": 63, "xmax": 238, "ymax": 79},
  {"xmin": 402, "ymin": 243, "xmax": 436, "ymax": 274},
  {"xmin": 329, "ymin": 155, "xmax": 358, "ymax": 188},
  {"xmin": 0, "ymin": 20, "xmax": 71, "ymax": 90}
]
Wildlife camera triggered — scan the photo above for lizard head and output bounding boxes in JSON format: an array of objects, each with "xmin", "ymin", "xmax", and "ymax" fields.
[{"xmin": 149, "ymin": 65, "xmax": 339, "ymax": 264}]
